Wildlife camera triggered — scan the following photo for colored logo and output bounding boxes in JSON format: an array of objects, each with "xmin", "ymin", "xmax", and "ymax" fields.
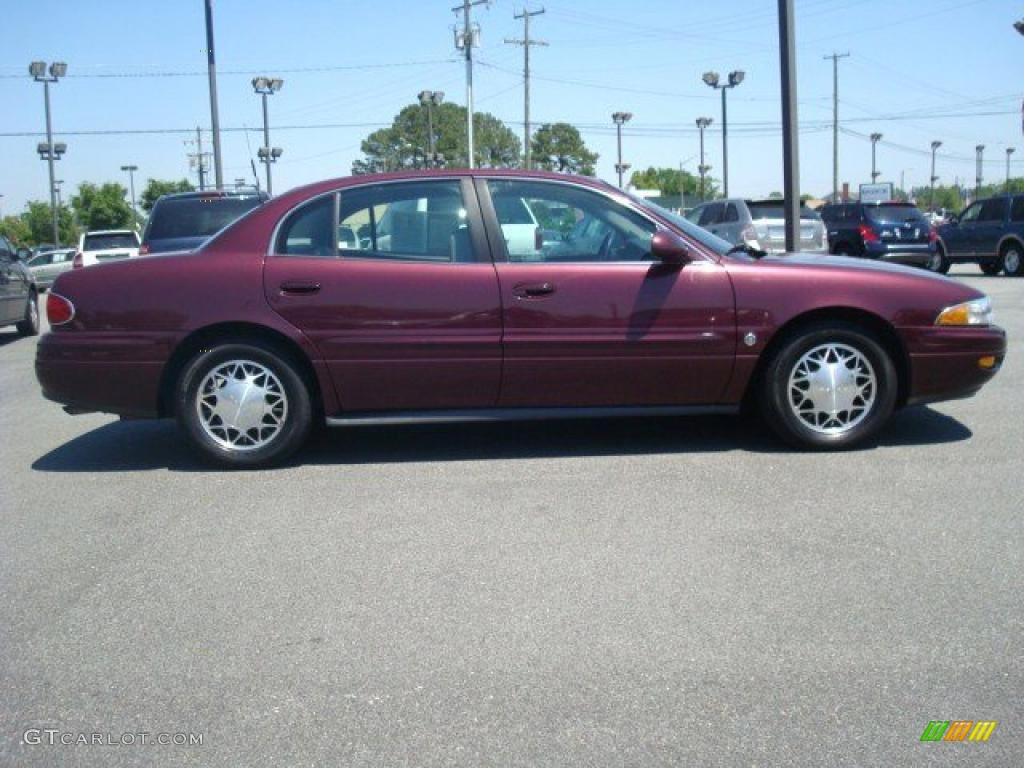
[{"xmin": 920, "ymin": 721, "xmax": 997, "ymax": 742}]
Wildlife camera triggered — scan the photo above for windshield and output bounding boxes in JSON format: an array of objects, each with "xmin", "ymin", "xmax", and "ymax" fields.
[
  {"xmin": 864, "ymin": 204, "xmax": 928, "ymax": 225},
  {"xmin": 147, "ymin": 197, "xmax": 263, "ymax": 240},
  {"xmin": 83, "ymin": 233, "xmax": 138, "ymax": 250},
  {"xmin": 746, "ymin": 201, "xmax": 821, "ymax": 221},
  {"xmin": 626, "ymin": 193, "xmax": 733, "ymax": 255}
]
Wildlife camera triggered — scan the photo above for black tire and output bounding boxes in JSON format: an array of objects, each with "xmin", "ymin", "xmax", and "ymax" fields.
[
  {"xmin": 175, "ymin": 342, "xmax": 313, "ymax": 468},
  {"xmin": 759, "ymin": 322, "xmax": 898, "ymax": 450},
  {"xmin": 979, "ymin": 260, "xmax": 1002, "ymax": 276},
  {"xmin": 16, "ymin": 291, "xmax": 39, "ymax": 337},
  {"xmin": 1000, "ymin": 241, "xmax": 1024, "ymax": 277},
  {"xmin": 926, "ymin": 246, "xmax": 950, "ymax": 274}
]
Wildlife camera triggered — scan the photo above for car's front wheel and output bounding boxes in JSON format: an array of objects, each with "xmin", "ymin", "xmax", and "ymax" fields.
[
  {"xmin": 1000, "ymin": 242, "xmax": 1023, "ymax": 277},
  {"xmin": 760, "ymin": 323, "xmax": 898, "ymax": 450},
  {"xmin": 176, "ymin": 342, "xmax": 313, "ymax": 468},
  {"xmin": 16, "ymin": 291, "xmax": 39, "ymax": 336}
]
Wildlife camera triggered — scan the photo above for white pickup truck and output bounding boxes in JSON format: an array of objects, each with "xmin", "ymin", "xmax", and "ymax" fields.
[{"xmin": 74, "ymin": 230, "xmax": 141, "ymax": 269}]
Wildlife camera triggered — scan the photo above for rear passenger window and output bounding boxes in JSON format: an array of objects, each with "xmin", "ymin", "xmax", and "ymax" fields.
[
  {"xmin": 337, "ymin": 181, "xmax": 473, "ymax": 263},
  {"xmin": 723, "ymin": 204, "xmax": 739, "ymax": 223},
  {"xmin": 275, "ymin": 195, "xmax": 335, "ymax": 257},
  {"xmin": 1011, "ymin": 197, "xmax": 1024, "ymax": 222},
  {"xmin": 978, "ymin": 198, "xmax": 1008, "ymax": 222},
  {"xmin": 698, "ymin": 203, "xmax": 724, "ymax": 226}
]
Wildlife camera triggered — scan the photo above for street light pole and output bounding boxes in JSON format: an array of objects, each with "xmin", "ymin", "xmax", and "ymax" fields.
[
  {"xmin": 1006, "ymin": 147, "xmax": 1015, "ymax": 192},
  {"xmin": 975, "ymin": 144, "xmax": 985, "ymax": 199},
  {"xmin": 252, "ymin": 77, "xmax": 283, "ymax": 195},
  {"xmin": 120, "ymin": 165, "xmax": 138, "ymax": 221},
  {"xmin": 53, "ymin": 180, "xmax": 63, "ymax": 210},
  {"xmin": 696, "ymin": 117, "xmax": 712, "ymax": 201},
  {"xmin": 611, "ymin": 111, "xmax": 632, "ymax": 188},
  {"xmin": 702, "ymin": 70, "xmax": 744, "ymax": 197},
  {"xmin": 30, "ymin": 61, "xmax": 67, "ymax": 245},
  {"xmin": 418, "ymin": 90, "xmax": 445, "ymax": 168},
  {"xmin": 870, "ymin": 133, "xmax": 882, "ymax": 183},
  {"xmin": 204, "ymin": 0, "xmax": 224, "ymax": 190},
  {"xmin": 929, "ymin": 140, "xmax": 942, "ymax": 211}
]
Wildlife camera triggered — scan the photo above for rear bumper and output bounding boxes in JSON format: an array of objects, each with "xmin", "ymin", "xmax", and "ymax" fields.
[
  {"xmin": 865, "ymin": 243, "xmax": 936, "ymax": 266},
  {"xmin": 904, "ymin": 326, "xmax": 1007, "ymax": 406},
  {"xmin": 35, "ymin": 332, "xmax": 168, "ymax": 417}
]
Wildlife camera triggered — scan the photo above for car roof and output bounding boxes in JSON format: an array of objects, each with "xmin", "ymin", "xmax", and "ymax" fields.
[
  {"xmin": 83, "ymin": 229, "xmax": 138, "ymax": 235},
  {"xmin": 155, "ymin": 189, "xmax": 270, "ymax": 202}
]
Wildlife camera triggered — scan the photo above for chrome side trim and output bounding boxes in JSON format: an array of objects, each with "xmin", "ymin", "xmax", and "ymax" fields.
[{"xmin": 326, "ymin": 404, "xmax": 738, "ymax": 427}]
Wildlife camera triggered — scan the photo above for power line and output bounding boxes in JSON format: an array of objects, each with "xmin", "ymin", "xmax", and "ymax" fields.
[{"xmin": 0, "ymin": 59, "xmax": 458, "ymax": 79}]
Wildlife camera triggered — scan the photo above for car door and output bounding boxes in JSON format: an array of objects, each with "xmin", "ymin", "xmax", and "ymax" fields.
[
  {"xmin": 0, "ymin": 238, "xmax": 18, "ymax": 323},
  {"xmin": 263, "ymin": 178, "xmax": 502, "ymax": 412},
  {"xmin": 480, "ymin": 178, "xmax": 736, "ymax": 407},
  {"xmin": 948, "ymin": 201, "xmax": 982, "ymax": 257},
  {"xmin": 972, "ymin": 198, "xmax": 1009, "ymax": 258}
]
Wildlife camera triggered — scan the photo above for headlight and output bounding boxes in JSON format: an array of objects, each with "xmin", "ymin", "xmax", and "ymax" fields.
[{"xmin": 935, "ymin": 296, "xmax": 993, "ymax": 326}]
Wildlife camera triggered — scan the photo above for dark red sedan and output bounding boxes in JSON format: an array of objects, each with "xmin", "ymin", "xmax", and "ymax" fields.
[{"xmin": 37, "ymin": 170, "xmax": 1006, "ymax": 467}]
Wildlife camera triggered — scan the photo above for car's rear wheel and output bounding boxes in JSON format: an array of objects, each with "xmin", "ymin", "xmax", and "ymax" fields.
[
  {"xmin": 176, "ymin": 342, "xmax": 313, "ymax": 468},
  {"xmin": 760, "ymin": 322, "xmax": 897, "ymax": 450},
  {"xmin": 979, "ymin": 260, "xmax": 1002, "ymax": 276},
  {"xmin": 16, "ymin": 291, "xmax": 39, "ymax": 336},
  {"xmin": 1001, "ymin": 242, "xmax": 1023, "ymax": 277},
  {"xmin": 926, "ymin": 246, "xmax": 950, "ymax": 274}
]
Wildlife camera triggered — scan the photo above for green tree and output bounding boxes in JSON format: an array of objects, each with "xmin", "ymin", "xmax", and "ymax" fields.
[
  {"xmin": 140, "ymin": 178, "xmax": 195, "ymax": 213},
  {"xmin": 0, "ymin": 215, "xmax": 31, "ymax": 246},
  {"xmin": 352, "ymin": 102, "xmax": 521, "ymax": 173},
  {"xmin": 23, "ymin": 201, "xmax": 78, "ymax": 245},
  {"xmin": 909, "ymin": 184, "xmax": 964, "ymax": 212},
  {"xmin": 530, "ymin": 123, "xmax": 598, "ymax": 175},
  {"xmin": 628, "ymin": 166, "xmax": 719, "ymax": 199},
  {"xmin": 71, "ymin": 182, "xmax": 135, "ymax": 230}
]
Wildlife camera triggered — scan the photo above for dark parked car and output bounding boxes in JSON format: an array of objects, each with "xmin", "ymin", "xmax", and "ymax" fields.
[
  {"xmin": 0, "ymin": 236, "xmax": 40, "ymax": 336},
  {"xmin": 934, "ymin": 194, "xmax": 1024, "ymax": 276},
  {"xmin": 140, "ymin": 189, "xmax": 269, "ymax": 254},
  {"xmin": 819, "ymin": 201, "xmax": 938, "ymax": 269},
  {"xmin": 37, "ymin": 170, "xmax": 1005, "ymax": 467}
]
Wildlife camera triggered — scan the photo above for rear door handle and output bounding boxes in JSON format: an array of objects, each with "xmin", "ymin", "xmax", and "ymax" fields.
[
  {"xmin": 279, "ymin": 281, "xmax": 321, "ymax": 295},
  {"xmin": 512, "ymin": 282, "xmax": 556, "ymax": 299}
]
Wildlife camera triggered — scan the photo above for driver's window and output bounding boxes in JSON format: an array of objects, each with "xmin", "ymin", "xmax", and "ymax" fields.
[
  {"xmin": 487, "ymin": 180, "xmax": 656, "ymax": 263},
  {"xmin": 959, "ymin": 203, "xmax": 982, "ymax": 223}
]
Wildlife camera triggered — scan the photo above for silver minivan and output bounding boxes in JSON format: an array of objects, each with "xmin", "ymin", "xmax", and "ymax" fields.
[{"xmin": 686, "ymin": 198, "xmax": 826, "ymax": 253}]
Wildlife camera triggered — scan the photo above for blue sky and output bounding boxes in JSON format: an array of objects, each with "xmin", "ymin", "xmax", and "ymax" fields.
[{"xmin": 1, "ymin": 0, "xmax": 1020, "ymax": 214}]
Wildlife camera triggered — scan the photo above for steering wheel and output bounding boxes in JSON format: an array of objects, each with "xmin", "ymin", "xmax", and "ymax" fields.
[{"xmin": 597, "ymin": 231, "xmax": 617, "ymax": 261}]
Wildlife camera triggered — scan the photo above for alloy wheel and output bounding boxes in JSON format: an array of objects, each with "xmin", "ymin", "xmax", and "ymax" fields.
[
  {"xmin": 787, "ymin": 343, "xmax": 877, "ymax": 435},
  {"xmin": 196, "ymin": 360, "xmax": 288, "ymax": 451}
]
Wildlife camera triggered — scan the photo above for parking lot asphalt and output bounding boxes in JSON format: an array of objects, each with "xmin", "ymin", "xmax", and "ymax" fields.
[{"xmin": 1, "ymin": 266, "xmax": 1021, "ymax": 767}]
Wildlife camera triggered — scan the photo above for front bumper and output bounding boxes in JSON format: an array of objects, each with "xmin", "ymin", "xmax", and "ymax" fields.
[{"xmin": 903, "ymin": 325, "xmax": 1007, "ymax": 405}]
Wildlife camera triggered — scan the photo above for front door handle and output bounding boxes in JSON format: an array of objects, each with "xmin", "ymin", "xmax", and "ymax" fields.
[
  {"xmin": 279, "ymin": 280, "xmax": 321, "ymax": 295},
  {"xmin": 512, "ymin": 282, "xmax": 556, "ymax": 299}
]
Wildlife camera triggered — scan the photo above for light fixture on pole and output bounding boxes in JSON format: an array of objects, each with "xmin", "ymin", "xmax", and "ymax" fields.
[
  {"xmin": 418, "ymin": 90, "xmax": 445, "ymax": 168},
  {"xmin": 870, "ymin": 133, "xmax": 883, "ymax": 182},
  {"xmin": 611, "ymin": 111, "xmax": 633, "ymax": 188},
  {"xmin": 695, "ymin": 117, "xmax": 713, "ymax": 201},
  {"xmin": 30, "ymin": 60, "xmax": 67, "ymax": 246},
  {"xmin": 252, "ymin": 77, "xmax": 284, "ymax": 195},
  {"xmin": 929, "ymin": 140, "xmax": 942, "ymax": 211},
  {"xmin": 1005, "ymin": 147, "xmax": 1015, "ymax": 192},
  {"xmin": 702, "ymin": 69, "xmax": 744, "ymax": 197},
  {"xmin": 120, "ymin": 164, "xmax": 139, "ymax": 221},
  {"xmin": 1015, "ymin": 19, "xmax": 1024, "ymax": 35}
]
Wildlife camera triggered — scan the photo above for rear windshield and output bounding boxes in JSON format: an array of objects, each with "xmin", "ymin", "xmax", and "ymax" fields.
[
  {"xmin": 746, "ymin": 201, "xmax": 820, "ymax": 220},
  {"xmin": 147, "ymin": 197, "xmax": 263, "ymax": 240},
  {"xmin": 864, "ymin": 205, "xmax": 928, "ymax": 224},
  {"xmin": 83, "ymin": 233, "xmax": 138, "ymax": 250}
]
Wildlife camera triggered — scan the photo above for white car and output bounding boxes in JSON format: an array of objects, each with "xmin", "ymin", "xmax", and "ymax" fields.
[{"xmin": 74, "ymin": 230, "xmax": 140, "ymax": 269}]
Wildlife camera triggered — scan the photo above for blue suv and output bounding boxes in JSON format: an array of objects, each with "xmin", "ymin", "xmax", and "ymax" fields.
[
  {"xmin": 934, "ymin": 194, "xmax": 1024, "ymax": 276},
  {"xmin": 140, "ymin": 189, "xmax": 268, "ymax": 255}
]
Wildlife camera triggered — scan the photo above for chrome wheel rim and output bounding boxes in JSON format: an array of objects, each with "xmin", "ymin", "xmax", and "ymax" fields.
[
  {"xmin": 28, "ymin": 297, "xmax": 38, "ymax": 328},
  {"xmin": 928, "ymin": 252, "xmax": 942, "ymax": 271},
  {"xmin": 1005, "ymin": 249, "xmax": 1021, "ymax": 274},
  {"xmin": 788, "ymin": 343, "xmax": 877, "ymax": 435},
  {"xmin": 196, "ymin": 360, "xmax": 288, "ymax": 451}
]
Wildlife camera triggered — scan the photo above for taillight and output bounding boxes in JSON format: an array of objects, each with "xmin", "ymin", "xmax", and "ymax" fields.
[
  {"xmin": 72, "ymin": 251, "xmax": 83, "ymax": 269},
  {"xmin": 139, "ymin": 243, "xmax": 150, "ymax": 255},
  {"xmin": 928, "ymin": 227, "xmax": 939, "ymax": 243},
  {"xmin": 47, "ymin": 292, "xmax": 75, "ymax": 326},
  {"xmin": 859, "ymin": 223, "xmax": 879, "ymax": 243}
]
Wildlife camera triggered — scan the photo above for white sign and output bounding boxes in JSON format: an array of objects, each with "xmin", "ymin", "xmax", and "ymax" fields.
[{"xmin": 859, "ymin": 183, "xmax": 894, "ymax": 204}]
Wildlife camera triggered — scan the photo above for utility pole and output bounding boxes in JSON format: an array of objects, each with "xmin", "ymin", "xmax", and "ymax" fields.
[
  {"xmin": 186, "ymin": 127, "xmax": 209, "ymax": 190},
  {"xmin": 1007, "ymin": 147, "xmax": 1016, "ymax": 192},
  {"xmin": 778, "ymin": 0, "xmax": 800, "ymax": 252},
  {"xmin": 696, "ymin": 117, "xmax": 712, "ymax": 201},
  {"xmin": 975, "ymin": 144, "xmax": 985, "ymax": 198},
  {"xmin": 204, "ymin": 0, "xmax": 224, "ymax": 189},
  {"xmin": 120, "ymin": 165, "xmax": 139, "ymax": 221},
  {"xmin": 453, "ymin": 0, "xmax": 489, "ymax": 168},
  {"xmin": 823, "ymin": 52, "xmax": 849, "ymax": 201},
  {"xmin": 870, "ymin": 133, "xmax": 882, "ymax": 183},
  {"xmin": 505, "ymin": 7, "xmax": 547, "ymax": 170},
  {"xmin": 929, "ymin": 140, "xmax": 942, "ymax": 211},
  {"xmin": 612, "ymin": 112, "xmax": 632, "ymax": 188}
]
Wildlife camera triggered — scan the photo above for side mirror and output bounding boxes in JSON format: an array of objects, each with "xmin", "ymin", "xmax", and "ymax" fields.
[{"xmin": 651, "ymin": 230, "xmax": 691, "ymax": 265}]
